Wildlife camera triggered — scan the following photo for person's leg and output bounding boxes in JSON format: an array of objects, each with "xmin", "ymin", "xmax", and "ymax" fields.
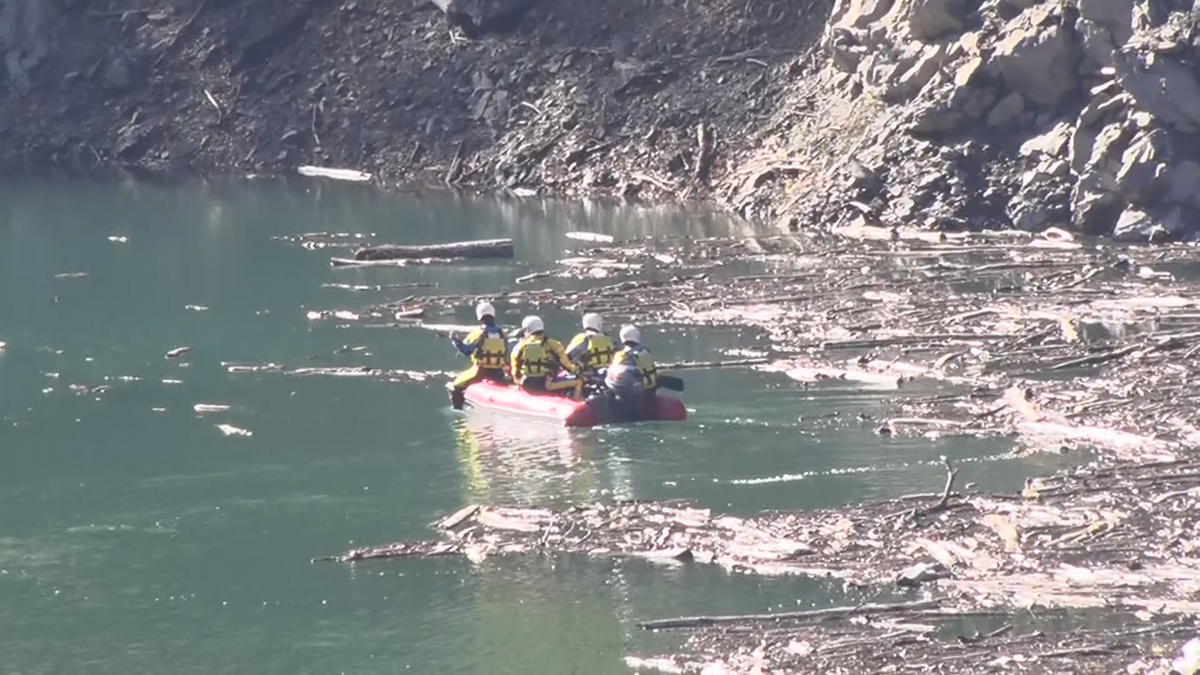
[
  {"xmin": 521, "ymin": 377, "xmax": 548, "ymax": 394},
  {"xmin": 546, "ymin": 375, "xmax": 583, "ymax": 399},
  {"xmin": 450, "ymin": 365, "xmax": 481, "ymax": 409},
  {"xmin": 453, "ymin": 365, "xmax": 481, "ymax": 390}
]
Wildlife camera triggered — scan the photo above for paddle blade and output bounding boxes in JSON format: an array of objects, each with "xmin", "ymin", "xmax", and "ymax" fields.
[{"xmin": 658, "ymin": 375, "xmax": 684, "ymax": 392}]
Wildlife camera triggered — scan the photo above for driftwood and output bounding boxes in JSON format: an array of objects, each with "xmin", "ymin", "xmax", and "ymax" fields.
[
  {"xmin": 223, "ymin": 362, "xmax": 451, "ymax": 382},
  {"xmin": 657, "ymin": 357, "xmax": 770, "ymax": 370},
  {"xmin": 516, "ymin": 270, "xmax": 555, "ymax": 284},
  {"xmin": 629, "ymin": 611, "xmax": 1197, "ymax": 674},
  {"xmin": 318, "ymin": 446, "xmax": 1200, "ymax": 628},
  {"xmin": 351, "ymin": 238, "xmax": 513, "ymax": 262},
  {"xmin": 296, "ymin": 165, "xmax": 372, "ymax": 182},
  {"xmin": 907, "ymin": 456, "xmax": 959, "ymax": 520},
  {"xmin": 639, "ymin": 600, "xmax": 940, "ymax": 631},
  {"xmin": 565, "ymin": 231, "xmax": 615, "ymax": 244}
]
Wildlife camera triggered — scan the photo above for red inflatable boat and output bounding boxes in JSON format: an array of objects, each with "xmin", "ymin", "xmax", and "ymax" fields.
[{"xmin": 459, "ymin": 380, "xmax": 688, "ymax": 427}]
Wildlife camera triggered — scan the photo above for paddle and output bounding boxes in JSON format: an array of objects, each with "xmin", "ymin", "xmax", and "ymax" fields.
[{"xmin": 657, "ymin": 374, "xmax": 684, "ymax": 392}]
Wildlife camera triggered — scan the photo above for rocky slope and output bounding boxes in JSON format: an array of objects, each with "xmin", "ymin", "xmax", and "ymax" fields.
[
  {"xmin": 2, "ymin": 0, "xmax": 1200, "ymax": 241},
  {"xmin": 755, "ymin": 0, "xmax": 1200, "ymax": 241}
]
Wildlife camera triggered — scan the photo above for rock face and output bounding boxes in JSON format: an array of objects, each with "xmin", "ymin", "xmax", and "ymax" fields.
[
  {"xmin": 748, "ymin": 0, "xmax": 1200, "ymax": 241},
  {"xmin": 1077, "ymin": 0, "xmax": 1135, "ymax": 69},
  {"xmin": 1113, "ymin": 15, "xmax": 1200, "ymax": 132},
  {"xmin": 992, "ymin": 4, "xmax": 1082, "ymax": 109},
  {"xmin": 1, "ymin": 0, "xmax": 53, "ymax": 91}
]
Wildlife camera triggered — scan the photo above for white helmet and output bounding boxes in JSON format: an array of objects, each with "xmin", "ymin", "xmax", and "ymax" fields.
[
  {"xmin": 522, "ymin": 315, "xmax": 545, "ymax": 333},
  {"xmin": 619, "ymin": 324, "xmax": 640, "ymax": 344},
  {"xmin": 582, "ymin": 312, "xmax": 603, "ymax": 332},
  {"xmin": 475, "ymin": 302, "xmax": 496, "ymax": 321}
]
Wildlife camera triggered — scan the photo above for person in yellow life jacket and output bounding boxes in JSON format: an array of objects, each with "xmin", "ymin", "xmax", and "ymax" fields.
[
  {"xmin": 566, "ymin": 312, "xmax": 615, "ymax": 379},
  {"xmin": 605, "ymin": 324, "xmax": 657, "ymax": 419},
  {"xmin": 511, "ymin": 315, "xmax": 582, "ymax": 399},
  {"xmin": 448, "ymin": 301, "xmax": 510, "ymax": 409}
]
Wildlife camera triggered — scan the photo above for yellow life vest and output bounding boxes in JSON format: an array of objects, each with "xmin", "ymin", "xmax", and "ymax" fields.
[
  {"xmin": 613, "ymin": 345, "xmax": 657, "ymax": 389},
  {"xmin": 567, "ymin": 331, "xmax": 615, "ymax": 372},
  {"xmin": 513, "ymin": 335, "xmax": 550, "ymax": 381},
  {"xmin": 466, "ymin": 326, "xmax": 507, "ymax": 369}
]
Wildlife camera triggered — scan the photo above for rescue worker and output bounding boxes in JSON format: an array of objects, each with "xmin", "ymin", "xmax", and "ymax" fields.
[
  {"xmin": 566, "ymin": 312, "xmax": 615, "ymax": 379},
  {"xmin": 448, "ymin": 301, "xmax": 509, "ymax": 409},
  {"xmin": 605, "ymin": 324, "xmax": 658, "ymax": 420},
  {"xmin": 511, "ymin": 315, "xmax": 581, "ymax": 398}
]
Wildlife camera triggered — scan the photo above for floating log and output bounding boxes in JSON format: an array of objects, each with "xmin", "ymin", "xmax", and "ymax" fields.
[
  {"xmin": 658, "ymin": 357, "xmax": 769, "ymax": 370},
  {"xmin": 194, "ymin": 403, "xmax": 231, "ymax": 413},
  {"xmin": 330, "ymin": 258, "xmax": 422, "ymax": 267},
  {"xmin": 516, "ymin": 270, "xmax": 555, "ymax": 284},
  {"xmin": 565, "ymin": 231, "xmax": 615, "ymax": 244},
  {"xmin": 352, "ymin": 238, "xmax": 513, "ymax": 262},
  {"xmin": 638, "ymin": 600, "xmax": 941, "ymax": 631},
  {"xmin": 297, "ymin": 165, "xmax": 373, "ymax": 182}
]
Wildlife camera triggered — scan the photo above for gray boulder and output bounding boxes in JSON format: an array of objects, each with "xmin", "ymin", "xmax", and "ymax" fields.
[
  {"xmin": 1113, "ymin": 14, "xmax": 1200, "ymax": 132},
  {"xmin": 1167, "ymin": 160, "xmax": 1200, "ymax": 208},
  {"xmin": 992, "ymin": 3, "xmax": 1083, "ymax": 108},
  {"xmin": 1114, "ymin": 128, "xmax": 1172, "ymax": 204},
  {"xmin": 1009, "ymin": 158, "xmax": 1072, "ymax": 231},
  {"xmin": 1076, "ymin": 0, "xmax": 1135, "ymax": 68},
  {"xmin": 1072, "ymin": 186, "xmax": 1123, "ymax": 234},
  {"xmin": 987, "ymin": 91, "xmax": 1025, "ymax": 127},
  {"xmin": 909, "ymin": 0, "xmax": 967, "ymax": 41},
  {"xmin": 830, "ymin": 0, "xmax": 898, "ymax": 30},
  {"xmin": 1019, "ymin": 121, "xmax": 1072, "ymax": 158},
  {"xmin": 1112, "ymin": 205, "xmax": 1186, "ymax": 242}
]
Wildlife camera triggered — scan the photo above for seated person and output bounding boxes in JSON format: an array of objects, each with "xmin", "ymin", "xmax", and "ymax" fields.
[
  {"xmin": 511, "ymin": 315, "xmax": 581, "ymax": 399},
  {"xmin": 605, "ymin": 324, "xmax": 657, "ymax": 417},
  {"xmin": 448, "ymin": 301, "xmax": 509, "ymax": 409},
  {"xmin": 566, "ymin": 312, "xmax": 615, "ymax": 384}
]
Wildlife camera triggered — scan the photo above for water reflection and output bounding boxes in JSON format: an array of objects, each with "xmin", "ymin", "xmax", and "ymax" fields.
[{"xmin": 451, "ymin": 412, "xmax": 596, "ymax": 506}]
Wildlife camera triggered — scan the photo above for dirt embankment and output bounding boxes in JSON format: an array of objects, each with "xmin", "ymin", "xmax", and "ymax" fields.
[
  {"xmin": 5, "ymin": 0, "xmax": 1200, "ymax": 242},
  {"xmin": 0, "ymin": 0, "xmax": 826, "ymax": 204}
]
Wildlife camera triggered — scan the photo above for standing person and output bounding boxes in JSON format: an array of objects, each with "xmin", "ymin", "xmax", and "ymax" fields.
[
  {"xmin": 605, "ymin": 324, "xmax": 657, "ymax": 419},
  {"xmin": 566, "ymin": 312, "xmax": 615, "ymax": 381},
  {"xmin": 448, "ymin": 301, "xmax": 509, "ymax": 409},
  {"xmin": 511, "ymin": 315, "xmax": 581, "ymax": 398}
]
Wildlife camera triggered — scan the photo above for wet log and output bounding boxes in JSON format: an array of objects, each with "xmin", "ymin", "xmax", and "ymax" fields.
[
  {"xmin": 658, "ymin": 357, "xmax": 769, "ymax": 370},
  {"xmin": 821, "ymin": 333, "xmax": 1022, "ymax": 350},
  {"xmin": 565, "ymin": 231, "xmax": 615, "ymax": 244},
  {"xmin": 352, "ymin": 238, "xmax": 513, "ymax": 262},
  {"xmin": 908, "ymin": 456, "xmax": 959, "ymax": 520},
  {"xmin": 638, "ymin": 600, "xmax": 941, "ymax": 631},
  {"xmin": 436, "ymin": 504, "xmax": 481, "ymax": 530},
  {"xmin": 297, "ymin": 165, "xmax": 372, "ymax": 182},
  {"xmin": 1049, "ymin": 344, "xmax": 1139, "ymax": 371},
  {"xmin": 516, "ymin": 270, "xmax": 555, "ymax": 284}
]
